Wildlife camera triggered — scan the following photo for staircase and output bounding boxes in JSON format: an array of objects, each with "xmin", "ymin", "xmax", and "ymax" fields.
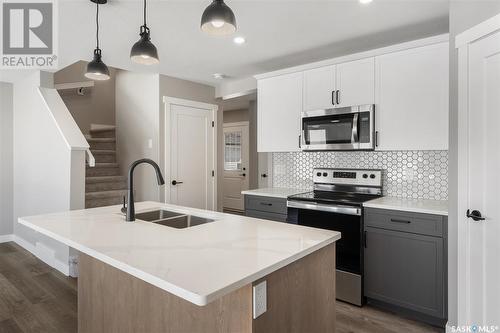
[{"xmin": 85, "ymin": 126, "xmax": 127, "ymax": 208}]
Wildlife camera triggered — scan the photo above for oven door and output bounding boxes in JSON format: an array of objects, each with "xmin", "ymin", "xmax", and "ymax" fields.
[
  {"xmin": 287, "ymin": 201, "xmax": 364, "ymax": 305},
  {"xmin": 301, "ymin": 105, "xmax": 374, "ymax": 151}
]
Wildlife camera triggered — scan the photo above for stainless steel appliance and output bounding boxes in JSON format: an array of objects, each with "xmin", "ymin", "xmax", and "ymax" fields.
[
  {"xmin": 301, "ymin": 104, "xmax": 375, "ymax": 151},
  {"xmin": 287, "ymin": 168, "xmax": 383, "ymax": 306}
]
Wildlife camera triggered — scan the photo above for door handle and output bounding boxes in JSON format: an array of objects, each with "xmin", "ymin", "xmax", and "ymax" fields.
[
  {"xmin": 240, "ymin": 173, "xmax": 246, "ymax": 177},
  {"xmin": 466, "ymin": 209, "xmax": 485, "ymax": 221},
  {"xmin": 261, "ymin": 173, "xmax": 268, "ymax": 178},
  {"xmin": 171, "ymin": 180, "xmax": 183, "ymax": 186}
]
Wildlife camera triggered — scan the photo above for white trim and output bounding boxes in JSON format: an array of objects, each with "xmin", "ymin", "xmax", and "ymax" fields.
[
  {"xmin": 162, "ymin": 97, "xmax": 218, "ymax": 211},
  {"xmin": 221, "ymin": 89, "xmax": 257, "ymax": 101},
  {"xmin": 254, "ymin": 33, "xmax": 449, "ymax": 80},
  {"xmin": 12, "ymin": 234, "xmax": 70, "ymax": 276},
  {"xmin": 223, "ymin": 121, "xmax": 249, "ymax": 128},
  {"xmin": 0, "ymin": 234, "xmax": 14, "ymax": 243},
  {"xmin": 455, "ymin": 13, "xmax": 500, "ymax": 48},
  {"xmin": 54, "ymin": 81, "xmax": 94, "ymax": 90}
]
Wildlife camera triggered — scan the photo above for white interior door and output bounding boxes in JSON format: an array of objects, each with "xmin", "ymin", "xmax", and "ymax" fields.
[
  {"xmin": 165, "ymin": 98, "xmax": 216, "ymax": 210},
  {"xmin": 222, "ymin": 122, "xmax": 249, "ymax": 212},
  {"xmin": 457, "ymin": 21, "xmax": 500, "ymax": 327}
]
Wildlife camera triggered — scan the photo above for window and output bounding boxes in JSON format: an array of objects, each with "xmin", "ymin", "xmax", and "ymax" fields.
[{"xmin": 224, "ymin": 131, "xmax": 242, "ymax": 171}]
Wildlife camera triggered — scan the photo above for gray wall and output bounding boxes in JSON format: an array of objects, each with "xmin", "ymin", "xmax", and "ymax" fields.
[
  {"xmin": 448, "ymin": 1, "xmax": 500, "ymax": 327},
  {"xmin": 54, "ymin": 61, "xmax": 116, "ymax": 134},
  {"xmin": 0, "ymin": 82, "xmax": 13, "ymax": 236}
]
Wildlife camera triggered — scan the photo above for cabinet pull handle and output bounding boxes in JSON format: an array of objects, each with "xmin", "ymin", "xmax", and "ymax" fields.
[
  {"xmin": 260, "ymin": 202, "xmax": 272, "ymax": 206},
  {"xmin": 299, "ymin": 135, "xmax": 301, "ymax": 149},
  {"xmin": 375, "ymin": 131, "xmax": 379, "ymax": 147},
  {"xmin": 331, "ymin": 91, "xmax": 335, "ymax": 105},
  {"xmin": 390, "ymin": 218, "xmax": 411, "ymax": 224},
  {"xmin": 336, "ymin": 90, "xmax": 340, "ymax": 105},
  {"xmin": 364, "ymin": 231, "xmax": 367, "ymax": 248}
]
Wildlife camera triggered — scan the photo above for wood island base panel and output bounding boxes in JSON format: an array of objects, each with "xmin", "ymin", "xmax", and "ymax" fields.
[{"xmin": 78, "ymin": 244, "xmax": 336, "ymax": 333}]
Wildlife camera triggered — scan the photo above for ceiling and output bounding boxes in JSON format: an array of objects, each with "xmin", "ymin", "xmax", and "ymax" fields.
[{"xmin": 4, "ymin": 0, "xmax": 450, "ymax": 85}]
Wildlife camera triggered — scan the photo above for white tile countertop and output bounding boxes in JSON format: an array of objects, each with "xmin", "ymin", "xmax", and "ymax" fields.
[
  {"xmin": 241, "ymin": 187, "xmax": 309, "ymax": 199},
  {"xmin": 18, "ymin": 201, "xmax": 340, "ymax": 306},
  {"xmin": 363, "ymin": 197, "xmax": 448, "ymax": 216}
]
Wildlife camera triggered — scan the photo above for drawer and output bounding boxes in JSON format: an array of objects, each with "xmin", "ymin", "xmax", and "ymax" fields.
[
  {"xmin": 245, "ymin": 209, "xmax": 287, "ymax": 223},
  {"xmin": 244, "ymin": 195, "xmax": 287, "ymax": 215},
  {"xmin": 364, "ymin": 208, "xmax": 444, "ymax": 237}
]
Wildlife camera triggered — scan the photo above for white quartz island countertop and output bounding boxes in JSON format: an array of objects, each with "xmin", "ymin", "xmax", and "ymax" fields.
[
  {"xmin": 363, "ymin": 197, "xmax": 448, "ymax": 216},
  {"xmin": 18, "ymin": 201, "xmax": 340, "ymax": 306},
  {"xmin": 241, "ymin": 187, "xmax": 309, "ymax": 198}
]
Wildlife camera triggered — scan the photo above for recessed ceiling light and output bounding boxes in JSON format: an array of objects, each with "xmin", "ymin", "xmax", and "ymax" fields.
[
  {"xmin": 213, "ymin": 73, "xmax": 226, "ymax": 80},
  {"xmin": 233, "ymin": 36, "xmax": 246, "ymax": 45},
  {"xmin": 359, "ymin": 0, "xmax": 373, "ymax": 3}
]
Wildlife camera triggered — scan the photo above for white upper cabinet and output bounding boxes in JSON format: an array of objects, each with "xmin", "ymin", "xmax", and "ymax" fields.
[
  {"xmin": 303, "ymin": 65, "xmax": 336, "ymax": 111},
  {"xmin": 375, "ymin": 42, "xmax": 449, "ymax": 150},
  {"xmin": 257, "ymin": 72, "xmax": 303, "ymax": 152},
  {"xmin": 336, "ymin": 57, "xmax": 375, "ymax": 107}
]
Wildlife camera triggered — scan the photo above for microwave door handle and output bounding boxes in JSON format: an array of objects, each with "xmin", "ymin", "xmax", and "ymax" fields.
[{"xmin": 352, "ymin": 113, "xmax": 359, "ymax": 143}]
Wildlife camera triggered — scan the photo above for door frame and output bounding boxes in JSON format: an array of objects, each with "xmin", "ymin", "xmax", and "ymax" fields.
[
  {"xmin": 162, "ymin": 96, "xmax": 218, "ymax": 210},
  {"xmin": 222, "ymin": 121, "xmax": 250, "ymax": 211},
  {"xmin": 455, "ymin": 13, "xmax": 500, "ymax": 328}
]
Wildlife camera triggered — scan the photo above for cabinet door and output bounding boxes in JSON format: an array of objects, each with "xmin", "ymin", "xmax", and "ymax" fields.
[
  {"xmin": 257, "ymin": 73, "xmax": 303, "ymax": 152},
  {"xmin": 336, "ymin": 57, "xmax": 375, "ymax": 107},
  {"xmin": 375, "ymin": 42, "xmax": 449, "ymax": 150},
  {"xmin": 364, "ymin": 227, "xmax": 445, "ymax": 318},
  {"xmin": 303, "ymin": 65, "xmax": 335, "ymax": 111}
]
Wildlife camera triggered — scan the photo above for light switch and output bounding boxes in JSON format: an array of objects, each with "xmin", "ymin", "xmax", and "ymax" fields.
[{"xmin": 253, "ymin": 280, "xmax": 267, "ymax": 319}]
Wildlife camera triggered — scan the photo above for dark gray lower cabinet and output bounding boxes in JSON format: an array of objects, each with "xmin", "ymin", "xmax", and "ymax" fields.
[
  {"xmin": 364, "ymin": 208, "xmax": 447, "ymax": 326},
  {"xmin": 244, "ymin": 195, "xmax": 287, "ymax": 222}
]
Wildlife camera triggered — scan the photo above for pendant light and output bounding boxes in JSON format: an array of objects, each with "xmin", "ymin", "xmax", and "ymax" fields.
[
  {"xmin": 200, "ymin": 0, "xmax": 237, "ymax": 36},
  {"xmin": 85, "ymin": 0, "xmax": 110, "ymax": 80},
  {"xmin": 130, "ymin": 0, "xmax": 159, "ymax": 65}
]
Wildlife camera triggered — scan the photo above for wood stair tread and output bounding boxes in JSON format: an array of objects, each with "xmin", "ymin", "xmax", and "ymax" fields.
[
  {"xmin": 88, "ymin": 163, "xmax": 119, "ymax": 168},
  {"xmin": 86, "ymin": 176, "xmax": 126, "ymax": 183},
  {"xmin": 87, "ymin": 138, "xmax": 115, "ymax": 142},
  {"xmin": 90, "ymin": 149, "xmax": 116, "ymax": 154},
  {"xmin": 85, "ymin": 190, "xmax": 127, "ymax": 199}
]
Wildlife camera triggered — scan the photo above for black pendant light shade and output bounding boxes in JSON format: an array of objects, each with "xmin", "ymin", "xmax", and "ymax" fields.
[
  {"xmin": 85, "ymin": 0, "xmax": 110, "ymax": 80},
  {"xmin": 85, "ymin": 48, "xmax": 110, "ymax": 80},
  {"xmin": 200, "ymin": 0, "xmax": 236, "ymax": 35},
  {"xmin": 130, "ymin": 26, "xmax": 159, "ymax": 65},
  {"xmin": 130, "ymin": 0, "xmax": 159, "ymax": 65}
]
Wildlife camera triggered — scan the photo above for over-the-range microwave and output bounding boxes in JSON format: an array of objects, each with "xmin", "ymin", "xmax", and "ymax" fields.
[{"xmin": 300, "ymin": 104, "xmax": 375, "ymax": 151}]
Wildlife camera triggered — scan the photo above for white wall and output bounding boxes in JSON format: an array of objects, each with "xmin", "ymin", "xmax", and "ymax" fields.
[
  {"xmin": 115, "ymin": 71, "xmax": 161, "ymax": 202},
  {"xmin": 448, "ymin": 1, "xmax": 500, "ymax": 328},
  {"xmin": 12, "ymin": 71, "xmax": 86, "ymax": 274},
  {"xmin": 0, "ymin": 82, "xmax": 14, "ymax": 236}
]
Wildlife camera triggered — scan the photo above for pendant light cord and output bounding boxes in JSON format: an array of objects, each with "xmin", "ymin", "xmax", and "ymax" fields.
[
  {"xmin": 96, "ymin": 2, "xmax": 100, "ymax": 49},
  {"xmin": 143, "ymin": 0, "xmax": 147, "ymax": 27}
]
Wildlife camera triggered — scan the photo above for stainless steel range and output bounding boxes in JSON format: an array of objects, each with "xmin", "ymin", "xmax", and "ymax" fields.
[{"xmin": 287, "ymin": 168, "xmax": 383, "ymax": 306}]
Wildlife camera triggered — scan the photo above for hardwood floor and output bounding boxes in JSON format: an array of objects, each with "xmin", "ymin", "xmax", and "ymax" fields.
[{"xmin": 0, "ymin": 242, "xmax": 443, "ymax": 333}]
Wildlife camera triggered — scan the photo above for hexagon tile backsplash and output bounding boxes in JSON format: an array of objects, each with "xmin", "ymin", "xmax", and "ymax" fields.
[{"xmin": 272, "ymin": 151, "xmax": 448, "ymax": 200}]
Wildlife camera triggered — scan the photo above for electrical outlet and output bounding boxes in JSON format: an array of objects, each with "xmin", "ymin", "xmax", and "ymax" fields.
[{"xmin": 253, "ymin": 280, "xmax": 267, "ymax": 319}]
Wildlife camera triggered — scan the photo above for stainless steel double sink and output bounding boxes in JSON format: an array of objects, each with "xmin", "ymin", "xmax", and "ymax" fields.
[{"xmin": 134, "ymin": 210, "xmax": 215, "ymax": 229}]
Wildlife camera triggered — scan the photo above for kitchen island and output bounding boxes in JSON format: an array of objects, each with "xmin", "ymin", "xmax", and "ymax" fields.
[{"xmin": 18, "ymin": 201, "xmax": 341, "ymax": 333}]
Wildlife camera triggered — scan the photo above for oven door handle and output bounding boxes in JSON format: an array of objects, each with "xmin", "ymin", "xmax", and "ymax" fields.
[
  {"xmin": 351, "ymin": 113, "xmax": 359, "ymax": 143},
  {"xmin": 287, "ymin": 200, "xmax": 361, "ymax": 216}
]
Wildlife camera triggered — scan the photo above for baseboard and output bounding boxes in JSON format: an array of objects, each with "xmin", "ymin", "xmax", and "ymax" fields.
[
  {"xmin": 12, "ymin": 235, "xmax": 70, "ymax": 276},
  {"xmin": 0, "ymin": 234, "xmax": 14, "ymax": 243}
]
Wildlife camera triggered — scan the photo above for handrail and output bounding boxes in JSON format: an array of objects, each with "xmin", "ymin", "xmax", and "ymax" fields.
[{"xmin": 86, "ymin": 149, "xmax": 95, "ymax": 167}]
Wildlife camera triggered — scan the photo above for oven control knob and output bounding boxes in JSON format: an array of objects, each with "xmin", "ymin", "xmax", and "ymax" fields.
[
  {"xmin": 370, "ymin": 174, "xmax": 376, "ymax": 179},
  {"xmin": 322, "ymin": 172, "xmax": 328, "ymax": 177},
  {"xmin": 363, "ymin": 174, "xmax": 368, "ymax": 178},
  {"xmin": 316, "ymin": 172, "xmax": 322, "ymax": 177}
]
